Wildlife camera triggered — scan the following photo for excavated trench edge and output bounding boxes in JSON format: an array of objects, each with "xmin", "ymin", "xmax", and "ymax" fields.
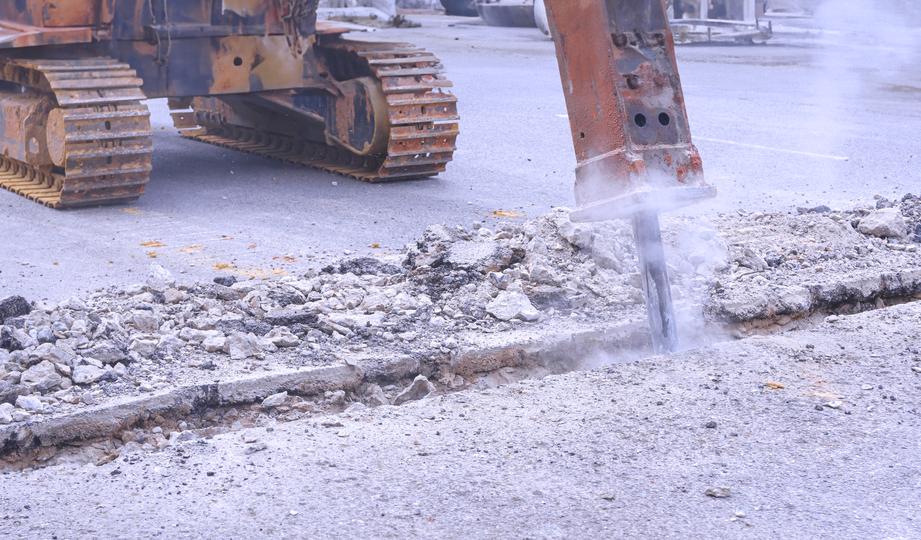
[{"xmin": 3, "ymin": 270, "xmax": 921, "ymax": 469}]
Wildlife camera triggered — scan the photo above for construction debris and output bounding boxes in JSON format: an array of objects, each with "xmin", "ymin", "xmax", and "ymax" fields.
[{"xmin": 0, "ymin": 196, "xmax": 919, "ymax": 429}]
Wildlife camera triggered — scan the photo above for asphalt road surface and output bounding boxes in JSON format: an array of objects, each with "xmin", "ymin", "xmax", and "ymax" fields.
[
  {"xmin": 2, "ymin": 15, "xmax": 920, "ymax": 302},
  {"xmin": 3, "ymin": 300, "xmax": 920, "ymax": 539}
]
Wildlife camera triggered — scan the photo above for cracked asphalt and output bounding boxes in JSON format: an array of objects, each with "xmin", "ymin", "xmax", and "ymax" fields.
[{"xmin": 2, "ymin": 301, "xmax": 919, "ymax": 539}]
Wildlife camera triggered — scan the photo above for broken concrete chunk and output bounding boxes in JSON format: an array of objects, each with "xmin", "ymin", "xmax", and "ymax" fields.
[
  {"xmin": 0, "ymin": 296, "xmax": 31, "ymax": 323},
  {"xmin": 736, "ymin": 248, "xmax": 769, "ymax": 272},
  {"xmin": 225, "ymin": 332, "xmax": 262, "ymax": 360},
  {"xmin": 858, "ymin": 208, "xmax": 906, "ymax": 238},
  {"xmin": 261, "ymin": 391, "xmax": 288, "ymax": 409},
  {"xmin": 393, "ymin": 375, "xmax": 436, "ymax": 406},
  {"xmin": 147, "ymin": 263, "xmax": 176, "ymax": 292},
  {"xmin": 364, "ymin": 384, "xmax": 389, "ymax": 407},
  {"xmin": 85, "ymin": 341, "xmax": 128, "ymax": 365},
  {"xmin": 265, "ymin": 327, "xmax": 300, "ymax": 348},
  {"xmin": 15, "ymin": 394, "xmax": 44, "ymax": 413},
  {"xmin": 163, "ymin": 288, "xmax": 188, "ymax": 304},
  {"xmin": 20, "ymin": 360, "xmax": 63, "ymax": 392},
  {"xmin": 202, "ymin": 335, "xmax": 227, "ymax": 353},
  {"xmin": 129, "ymin": 311, "xmax": 161, "ymax": 333},
  {"xmin": 0, "ymin": 402, "xmax": 13, "ymax": 424},
  {"xmin": 559, "ymin": 220, "xmax": 594, "ymax": 250},
  {"xmin": 263, "ymin": 307, "xmax": 318, "ymax": 327},
  {"xmin": 486, "ymin": 291, "xmax": 541, "ymax": 322},
  {"xmin": 157, "ymin": 335, "xmax": 185, "ymax": 356},
  {"xmin": 128, "ymin": 338, "xmax": 158, "ymax": 358},
  {"xmin": 446, "ymin": 240, "xmax": 518, "ymax": 273},
  {"xmin": 72, "ymin": 364, "xmax": 106, "ymax": 385}
]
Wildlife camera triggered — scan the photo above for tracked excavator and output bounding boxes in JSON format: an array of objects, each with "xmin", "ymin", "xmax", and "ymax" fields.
[{"xmin": 0, "ymin": 0, "xmax": 458, "ymax": 208}]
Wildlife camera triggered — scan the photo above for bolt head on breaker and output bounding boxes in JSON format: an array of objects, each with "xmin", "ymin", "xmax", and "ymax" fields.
[{"xmin": 544, "ymin": 0, "xmax": 716, "ymax": 223}]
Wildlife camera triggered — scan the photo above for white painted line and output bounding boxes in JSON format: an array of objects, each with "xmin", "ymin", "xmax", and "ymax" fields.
[{"xmin": 696, "ymin": 137, "xmax": 849, "ymax": 161}]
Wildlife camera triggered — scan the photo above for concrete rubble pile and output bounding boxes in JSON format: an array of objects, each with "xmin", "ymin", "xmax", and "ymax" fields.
[{"xmin": 1, "ymin": 195, "xmax": 920, "ymax": 428}]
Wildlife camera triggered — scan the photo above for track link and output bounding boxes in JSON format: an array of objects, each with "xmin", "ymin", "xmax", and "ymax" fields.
[
  {"xmin": 0, "ymin": 58, "xmax": 152, "ymax": 208},
  {"xmin": 172, "ymin": 37, "xmax": 459, "ymax": 182}
]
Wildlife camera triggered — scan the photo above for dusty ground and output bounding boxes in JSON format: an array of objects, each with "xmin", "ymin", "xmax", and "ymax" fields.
[
  {"xmin": 1, "ymin": 299, "xmax": 919, "ymax": 539},
  {"xmin": 1, "ymin": 198, "xmax": 918, "ymax": 439}
]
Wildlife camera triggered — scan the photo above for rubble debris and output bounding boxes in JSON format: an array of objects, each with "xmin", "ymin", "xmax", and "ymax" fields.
[
  {"xmin": 0, "ymin": 196, "xmax": 919, "ymax": 432},
  {"xmin": 0, "ymin": 296, "xmax": 31, "ymax": 323},
  {"xmin": 262, "ymin": 391, "xmax": 288, "ymax": 409},
  {"xmin": 486, "ymin": 291, "xmax": 541, "ymax": 321},
  {"xmin": 858, "ymin": 208, "xmax": 907, "ymax": 238},
  {"xmin": 705, "ymin": 487, "xmax": 732, "ymax": 498},
  {"xmin": 393, "ymin": 375, "xmax": 436, "ymax": 405}
]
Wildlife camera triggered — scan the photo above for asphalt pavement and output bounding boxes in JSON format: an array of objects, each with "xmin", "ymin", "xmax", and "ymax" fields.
[
  {"xmin": 2, "ymin": 15, "xmax": 920, "ymax": 302},
  {"xmin": 3, "ymin": 299, "xmax": 920, "ymax": 539}
]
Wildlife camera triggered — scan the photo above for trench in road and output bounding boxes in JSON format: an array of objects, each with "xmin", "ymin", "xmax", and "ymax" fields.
[{"xmin": 2, "ymin": 285, "xmax": 920, "ymax": 471}]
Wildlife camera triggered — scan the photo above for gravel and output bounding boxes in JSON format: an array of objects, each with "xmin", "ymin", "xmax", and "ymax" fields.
[{"xmin": 0, "ymin": 196, "xmax": 918, "ymax": 427}]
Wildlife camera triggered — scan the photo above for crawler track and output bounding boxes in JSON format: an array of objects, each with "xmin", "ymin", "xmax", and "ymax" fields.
[
  {"xmin": 0, "ymin": 58, "xmax": 152, "ymax": 208},
  {"xmin": 172, "ymin": 37, "xmax": 459, "ymax": 182}
]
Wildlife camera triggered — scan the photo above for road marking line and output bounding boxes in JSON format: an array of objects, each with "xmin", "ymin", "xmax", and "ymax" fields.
[{"xmin": 696, "ymin": 137, "xmax": 849, "ymax": 161}]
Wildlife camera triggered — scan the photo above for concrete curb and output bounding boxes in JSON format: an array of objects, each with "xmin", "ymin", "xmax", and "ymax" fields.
[
  {"xmin": 0, "ymin": 318, "xmax": 652, "ymax": 456},
  {"xmin": 3, "ymin": 266, "xmax": 919, "ymax": 456}
]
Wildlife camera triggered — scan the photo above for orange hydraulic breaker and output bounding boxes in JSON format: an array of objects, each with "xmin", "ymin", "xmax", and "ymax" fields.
[{"xmin": 544, "ymin": 0, "xmax": 716, "ymax": 352}]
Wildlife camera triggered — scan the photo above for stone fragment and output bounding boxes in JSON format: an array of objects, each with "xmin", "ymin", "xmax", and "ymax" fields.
[
  {"xmin": 858, "ymin": 208, "xmax": 906, "ymax": 238},
  {"xmin": 393, "ymin": 375, "xmax": 436, "ymax": 406},
  {"xmin": 0, "ymin": 296, "xmax": 31, "ymax": 323},
  {"xmin": 263, "ymin": 307, "xmax": 317, "ymax": 327},
  {"xmin": 147, "ymin": 263, "xmax": 175, "ymax": 292},
  {"xmin": 15, "ymin": 394, "xmax": 44, "ymax": 413},
  {"xmin": 163, "ymin": 288, "xmax": 188, "ymax": 304},
  {"xmin": 736, "ymin": 248, "xmax": 769, "ymax": 272},
  {"xmin": 129, "ymin": 311, "xmax": 161, "ymax": 333},
  {"xmin": 225, "ymin": 332, "xmax": 262, "ymax": 360},
  {"xmin": 129, "ymin": 338, "xmax": 158, "ymax": 358},
  {"xmin": 486, "ymin": 291, "xmax": 540, "ymax": 322},
  {"xmin": 157, "ymin": 335, "xmax": 185, "ymax": 355},
  {"xmin": 559, "ymin": 220, "xmax": 594, "ymax": 250},
  {"xmin": 72, "ymin": 365, "xmax": 106, "ymax": 385},
  {"xmin": 202, "ymin": 335, "xmax": 227, "ymax": 353},
  {"xmin": 178, "ymin": 327, "xmax": 222, "ymax": 343},
  {"xmin": 360, "ymin": 292, "xmax": 392, "ymax": 313},
  {"xmin": 0, "ymin": 380, "xmax": 24, "ymax": 404},
  {"xmin": 20, "ymin": 360, "xmax": 63, "ymax": 392},
  {"xmin": 9, "ymin": 329, "xmax": 37, "ymax": 351},
  {"xmin": 214, "ymin": 275, "xmax": 238, "ymax": 287},
  {"xmin": 265, "ymin": 327, "xmax": 300, "ymax": 348},
  {"xmin": 261, "ymin": 391, "xmax": 288, "ymax": 408},
  {"xmin": 30, "ymin": 343, "xmax": 74, "ymax": 366},
  {"xmin": 35, "ymin": 327, "xmax": 55, "ymax": 344},
  {"xmin": 85, "ymin": 341, "xmax": 128, "ymax": 364},
  {"xmin": 0, "ymin": 402, "xmax": 13, "ymax": 424},
  {"xmin": 364, "ymin": 384, "xmax": 389, "ymax": 407},
  {"xmin": 705, "ymin": 487, "xmax": 731, "ymax": 499}
]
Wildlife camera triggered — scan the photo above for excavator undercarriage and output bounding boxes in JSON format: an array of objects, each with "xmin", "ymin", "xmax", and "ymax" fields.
[{"xmin": 0, "ymin": 1, "xmax": 459, "ymax": 208}]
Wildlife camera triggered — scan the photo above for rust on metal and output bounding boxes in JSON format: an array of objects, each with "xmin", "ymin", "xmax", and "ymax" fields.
[
  {"xmin": 174, "ymin": 37, "xmax": 459, "ymax": 181},
  {"xmin": 0, "ymin": 0, "xmax": 459, "ymax": 208},
  {"xmin": 544, "ymin": 0, "xmax": 713, "ymax": 220},
  {"xmin": 0, "ymin": 58, "xmax": 152, "ymax": 208}
]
